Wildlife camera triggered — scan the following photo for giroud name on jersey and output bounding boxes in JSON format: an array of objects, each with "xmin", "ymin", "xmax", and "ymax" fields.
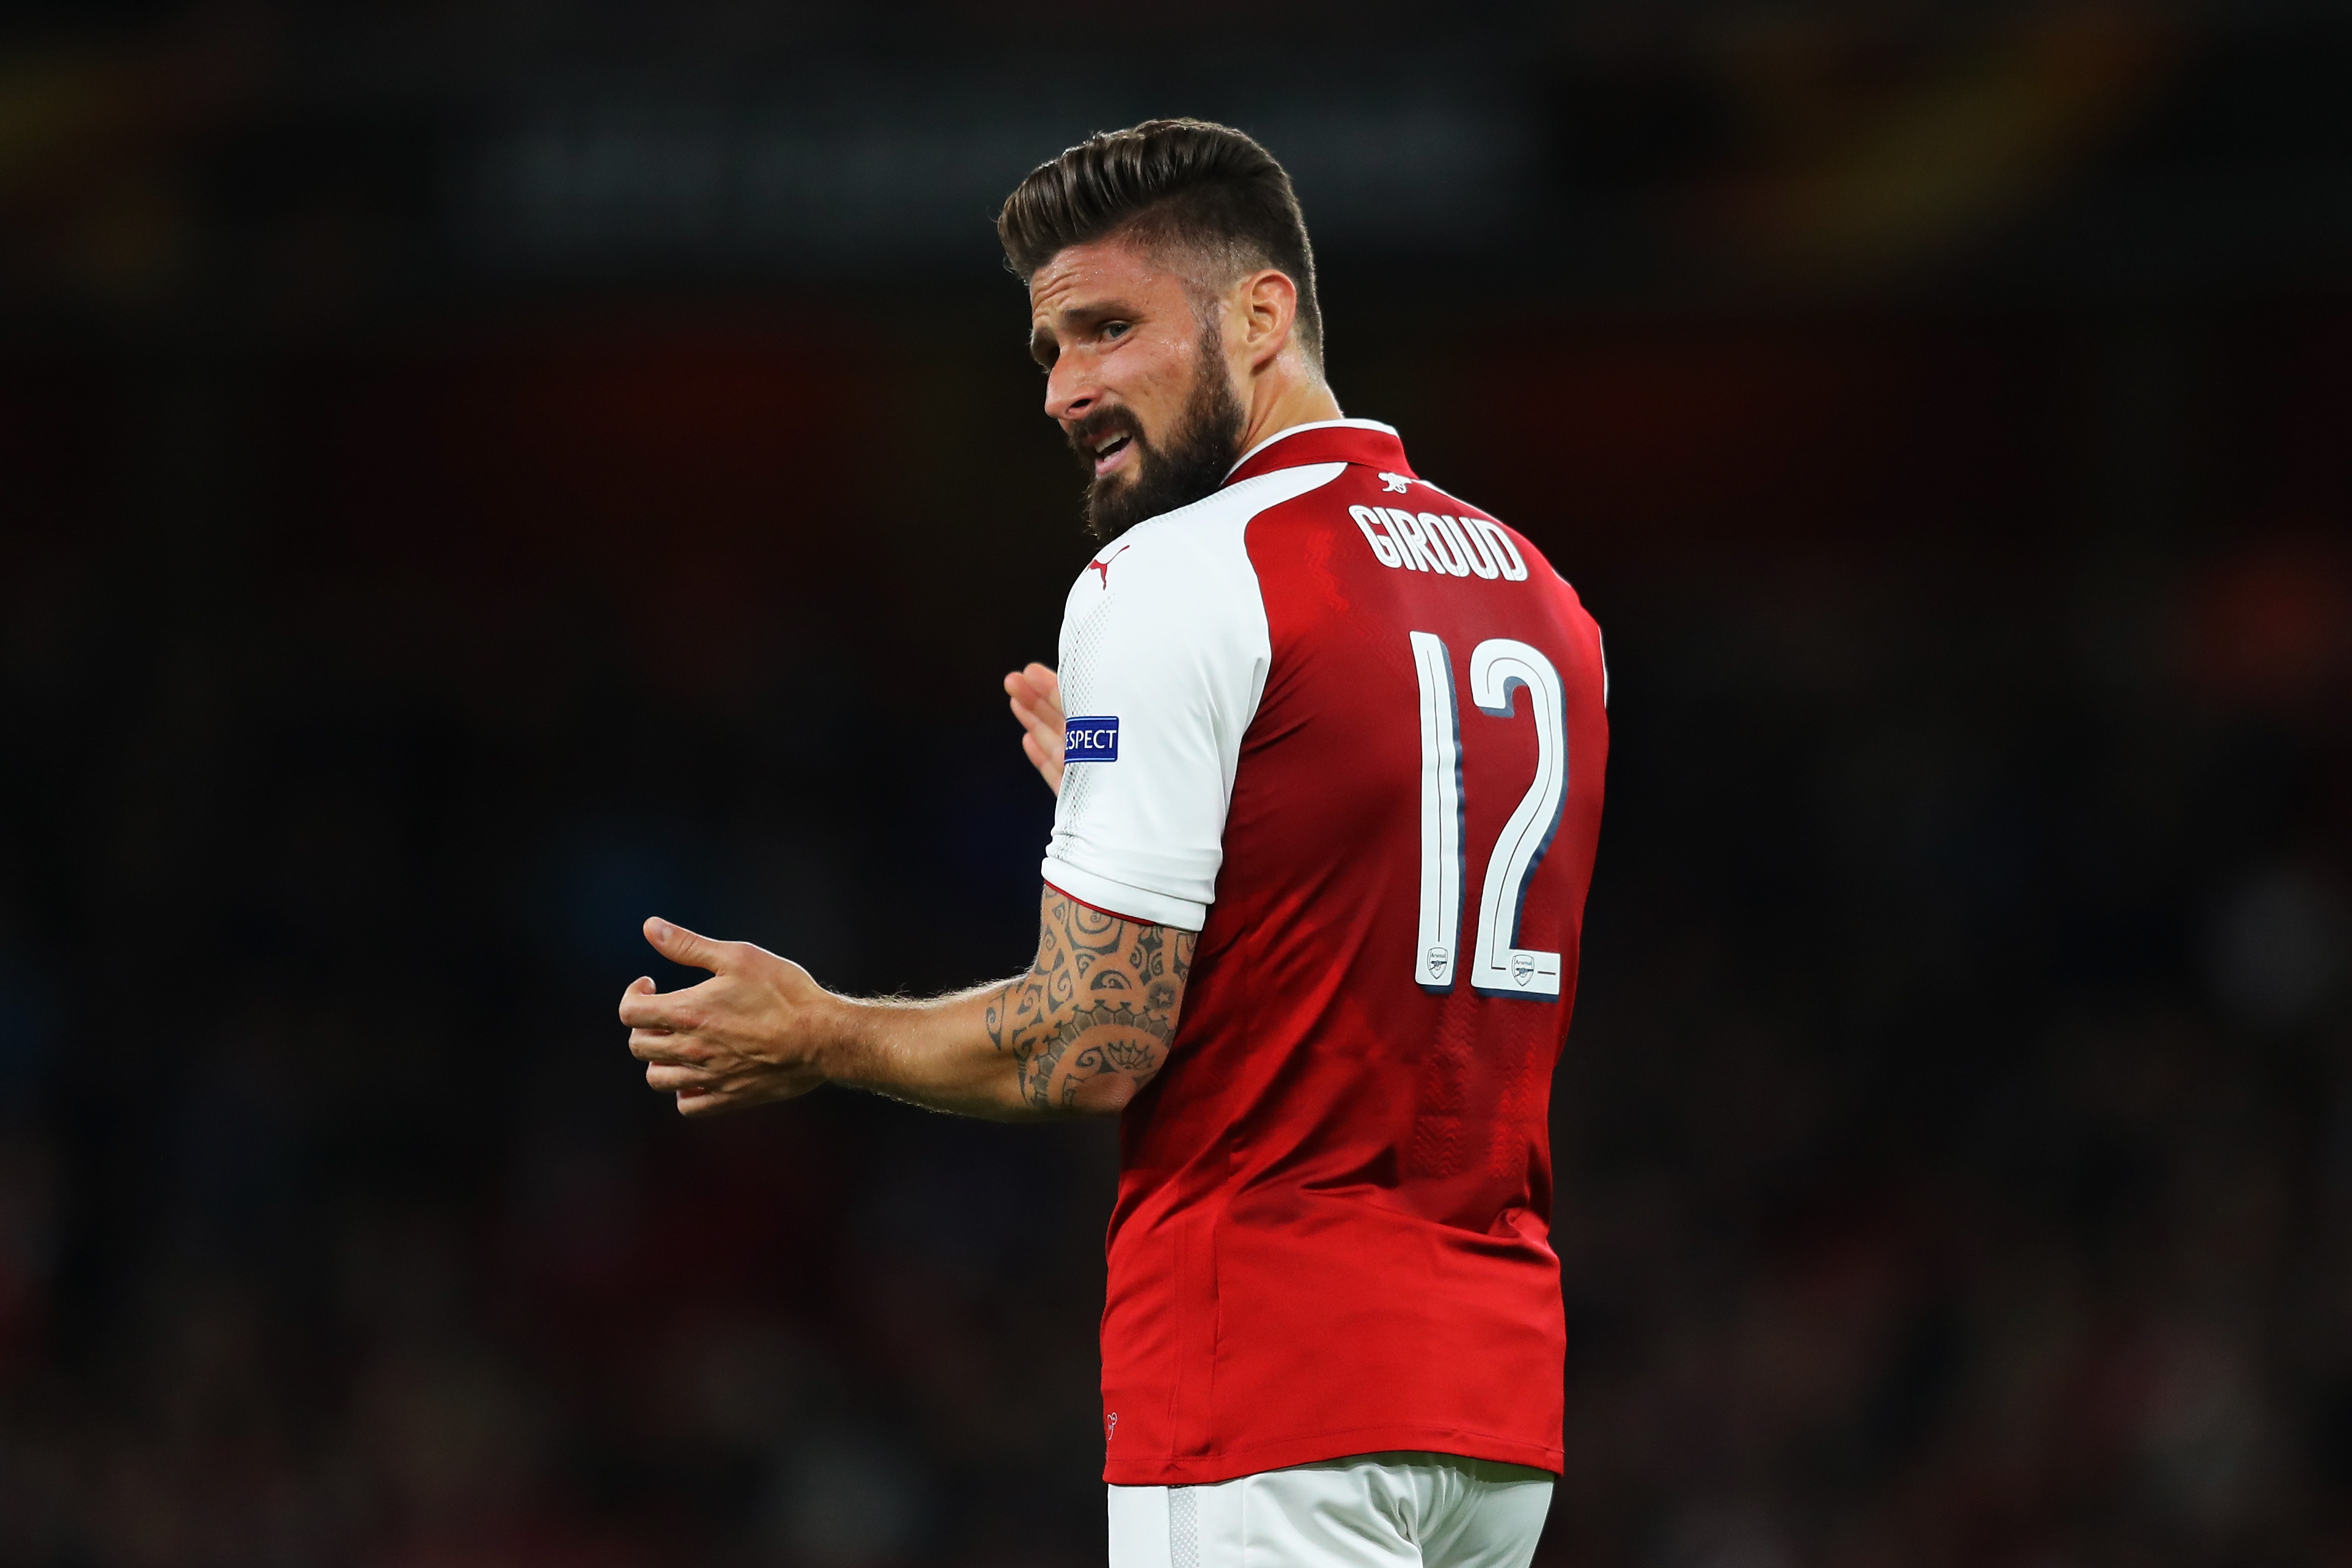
[{"xmin": 1039, "ymin": 418, "xmax": 1609, "ymax": 1487}]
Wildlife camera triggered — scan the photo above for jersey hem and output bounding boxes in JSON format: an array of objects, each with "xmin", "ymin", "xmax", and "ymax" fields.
[
  {"xmin": 1100, "ymin": 1427, "xmax": 1565, "ymax": 1487},
  {"xmin": 1039, "ymin": 863, "xmax": 1206, "ymax": 932}
]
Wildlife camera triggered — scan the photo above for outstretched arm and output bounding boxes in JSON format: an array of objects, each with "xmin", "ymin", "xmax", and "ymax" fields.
[{"xmin": 621, "ymin": 885, "xmax": 1192, "ymax": 1120}]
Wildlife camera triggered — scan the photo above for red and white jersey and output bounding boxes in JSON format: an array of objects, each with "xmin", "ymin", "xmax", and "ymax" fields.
[{"xmin": 1042, "ymin": 419, "xmax": 1609, "ymax": 1487}]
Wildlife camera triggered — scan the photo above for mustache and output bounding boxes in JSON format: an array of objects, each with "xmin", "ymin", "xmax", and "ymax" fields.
[{"xmin": 1066, "ymin": 405, "xmax": 1143, "ymax": 460}]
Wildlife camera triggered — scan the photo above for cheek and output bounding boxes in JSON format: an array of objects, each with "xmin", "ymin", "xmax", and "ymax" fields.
[{"xmin": 1114, "ymin": 331, "xmax": 1200, "ymax": 440}]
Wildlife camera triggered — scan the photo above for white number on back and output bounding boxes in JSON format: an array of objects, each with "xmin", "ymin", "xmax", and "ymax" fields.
[
  {"xmin": 1410, "ymin": 634, "xmax": 1566, "ymax": 998},
  {"xmin": 1410, "ymin": 632, "xmax": 1465, "ymax": 990}
]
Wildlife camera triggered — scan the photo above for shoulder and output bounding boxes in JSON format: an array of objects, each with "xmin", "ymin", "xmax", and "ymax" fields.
[
  {"xmin": 1126, "ymin": 460, "xmax": 1352, "ymax": 569},
  {"xmin": 1410, "ymin": 477, "xmax": 1583, "ymax": 594},
  {"xmin": 1061, "ymin": 462, "xmax": 1350, "ymax": 620}
]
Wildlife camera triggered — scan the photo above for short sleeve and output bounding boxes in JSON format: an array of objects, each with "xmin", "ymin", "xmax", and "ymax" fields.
[{"xmin": 1039, "ymin": 489, "xmax": 1292, "ymax": 930}]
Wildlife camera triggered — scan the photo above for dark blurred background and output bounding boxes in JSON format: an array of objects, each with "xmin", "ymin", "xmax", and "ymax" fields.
[{"xmin": 4, "ymin": 2, "xmax": 2351, "ymax": 1564}]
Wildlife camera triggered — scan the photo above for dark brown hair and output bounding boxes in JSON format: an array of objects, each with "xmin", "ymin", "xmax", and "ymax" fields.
[{"xmin": 997, "ymin": 119, "xmax": 1323, "ymax": 367}]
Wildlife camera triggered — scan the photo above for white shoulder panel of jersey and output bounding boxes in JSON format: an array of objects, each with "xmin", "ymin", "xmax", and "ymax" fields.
[{"xmin": 1041, "ymin": 461, "xmax": 1347, "ymax": 930}]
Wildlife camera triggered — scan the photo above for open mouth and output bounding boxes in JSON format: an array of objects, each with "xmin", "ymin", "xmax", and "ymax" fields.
[{"xmin": 1091, "ymin": 431, "xmax": 1134, "ymax": 478}]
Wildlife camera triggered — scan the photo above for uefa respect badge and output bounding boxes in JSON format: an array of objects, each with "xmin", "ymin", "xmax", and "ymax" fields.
[{"xmin": 1064, "ymin": 716, "xmax": 1120, "ymax": 762}]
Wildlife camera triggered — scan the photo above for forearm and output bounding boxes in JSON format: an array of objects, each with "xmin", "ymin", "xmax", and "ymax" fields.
[
  {"xmin": 621, "ymin": 889, "xmax": 1190, "ymax": 1121},
  {"xmin": 820, "ymin": 984, "xmax": 1039, "ymax": 1121},
  {"xmin": 823, "ymin": 886, "xmax": 1193, "ymax": 1120}
]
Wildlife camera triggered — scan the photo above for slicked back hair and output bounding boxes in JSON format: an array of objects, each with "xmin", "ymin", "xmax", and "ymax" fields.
[{"xmin": 998, "ymin": 119, "xmax": 1324, "ymax": 370}]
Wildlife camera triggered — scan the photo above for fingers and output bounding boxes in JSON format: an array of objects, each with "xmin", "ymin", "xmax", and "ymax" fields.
[
  {"xmin": 1005, "ymin": 667, "xmax": 1063, "ymax": 731},
  {"xmin": 628, "ymin": 1026, "xmax": 710, "ymax": 1064},
  {"xmin": 1023, "ymin": 662, "xmax": 1063, "ymax": 715},
  {"xmin": 1021, "ymin": 731, "xmax": 1064, "ymax": 797},
  {"xmin": 1009, "ymin": 697, "xmax": 1064, "ymax": 760},
  {"xmin": 624, "ymin": 970, "xmax": 709, "ymax": 1096},
  {"xmin": 669, "ymin": 1073, "xmax": 820, "ymax": 1117},
  {"xmin": 653, "ymin": 1065, "xmax": 770, "ymax": 1115},
  {"xmin": 619, "ymin": 920, "xmax": 819, "ymax": 1119},
  {"xmin": 1008, "ymin": 688, "xmax": 1063, "ymax": 744},
  {"xmin": 1005, "ymin": 663, "xmax": 1067, "ymax": 797},
  {"xmin": 619, "ymin": 977, "xmax": 702, "ymax": 1031},
  {"xmin": 1007, "ymin": 664, "xmax": 1064, "ymax": 750},
  {"xmin": 643, "ymin": 916, "xmax": 737, "ymax": 974},
  {"xmin": 617, "ymin": 975, "xmax": 660, "ymax": 1025},
  {"xmin": 1004, "ymin": 663, "xmax": 1064, "ymax": 727},
  {"xmin": 644, "ymin": 1059, "xmax": 721, "ymax": 1092}
]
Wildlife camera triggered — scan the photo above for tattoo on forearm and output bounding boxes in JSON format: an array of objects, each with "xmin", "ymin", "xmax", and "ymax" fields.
[{"xmin": 982, "ymin": 890, "xmax": 1196, "ymax": 1111}]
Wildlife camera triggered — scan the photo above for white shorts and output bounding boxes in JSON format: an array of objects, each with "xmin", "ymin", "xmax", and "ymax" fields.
[{"xmin": 1107, "ymin": 1451, "xmax": 1554, "ymax": 1568}]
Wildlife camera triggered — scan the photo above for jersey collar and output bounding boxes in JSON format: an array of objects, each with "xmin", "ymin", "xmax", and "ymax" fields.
[{"xmin": 1223, "ymin": 418, "xmax": 1412, "ymax": 488}]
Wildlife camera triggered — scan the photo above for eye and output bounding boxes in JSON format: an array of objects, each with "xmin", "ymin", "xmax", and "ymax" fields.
[{"xmin": 1101, "ymin": 320, "xmax": 1132, "ymax": 342}]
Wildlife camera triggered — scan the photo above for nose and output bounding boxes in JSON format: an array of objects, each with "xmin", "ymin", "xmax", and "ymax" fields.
[{"xmin": 1044, "ymin": 354, "xmax": 1097, "ymax": 426}]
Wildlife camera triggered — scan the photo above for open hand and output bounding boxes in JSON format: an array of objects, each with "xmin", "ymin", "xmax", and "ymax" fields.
[
  {"xmin": 619, "ymin": 918, "xmax": 836, "ymax": 1117},
  {"xmin": 1004, "ymin": 661, "xmax": 1066, "ymax": 795}
]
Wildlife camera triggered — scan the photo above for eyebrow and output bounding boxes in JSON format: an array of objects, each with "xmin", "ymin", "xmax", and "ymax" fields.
[{"xmin": 1028, "ymin": 300, "xmax": 1140, "ymax": 367}]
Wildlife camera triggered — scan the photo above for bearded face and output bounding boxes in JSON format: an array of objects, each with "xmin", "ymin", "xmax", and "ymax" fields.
[{"xmin": 1066, "ymin": 317, "xmax": 1248, "ymax": 544}]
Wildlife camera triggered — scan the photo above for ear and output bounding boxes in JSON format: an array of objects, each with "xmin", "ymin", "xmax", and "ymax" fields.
[{"xmin": 1236, "ymin": 268, "xmax": 1299, "ymax": 374}]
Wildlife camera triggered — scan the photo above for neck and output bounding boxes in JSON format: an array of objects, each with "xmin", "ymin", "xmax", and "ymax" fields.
[{"xmin": 1236, "ymin": 353, "xmax": 1343, "ymax": 458}]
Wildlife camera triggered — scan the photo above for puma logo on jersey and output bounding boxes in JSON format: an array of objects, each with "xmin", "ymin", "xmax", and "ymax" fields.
[
  {"xmin": 1349, "ymin": 505, "xmax": 1530, "ymax": 581},
  {"xmin": 1379, "ymin": 471, "xmax": 1414, "ymax": 493},
  {"xmin": 1089, "ymin": 544, "xmax": 1131, "ymax": 587},
  {"xmin": 1105, "ymin": 1412, "xmax": 1119, "ymax": 1441}
]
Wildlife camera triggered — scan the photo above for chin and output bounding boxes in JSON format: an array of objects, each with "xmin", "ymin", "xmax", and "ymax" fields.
[{"xmin": 1085, "ymin": 474, "xmax": 1149, "ymax": 542}]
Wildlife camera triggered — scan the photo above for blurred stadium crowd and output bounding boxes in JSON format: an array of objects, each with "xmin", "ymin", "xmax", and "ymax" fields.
[{"xmin": 3, "ymin": 2, "xmax": 2351, "ymax": 1564}]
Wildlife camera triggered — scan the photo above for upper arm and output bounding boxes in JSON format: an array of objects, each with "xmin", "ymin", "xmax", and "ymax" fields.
[
  {"xmin": 1041, "ymin": 512, "xmax": 1271, "ymax": 930},
  {"xmin": 986, "ymin": 885, "xmax": 1195, "ymax": 1116}
]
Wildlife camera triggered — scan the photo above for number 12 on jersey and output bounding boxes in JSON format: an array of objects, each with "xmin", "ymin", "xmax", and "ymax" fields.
[{"xmin": 1410, "ymin": 631, "xmax": 1567, "ymax": 999}]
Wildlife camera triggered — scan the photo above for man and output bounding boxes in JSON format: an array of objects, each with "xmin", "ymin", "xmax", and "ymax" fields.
[{"xmin": 621, "ymin": 119, "xmax": 1609, "ymax": 1567}]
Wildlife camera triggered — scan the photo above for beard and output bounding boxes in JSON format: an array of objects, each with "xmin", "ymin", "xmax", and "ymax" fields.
[{"xmin": 1068, "ymin": 322, "xmax": 1248, "ymax": 544}]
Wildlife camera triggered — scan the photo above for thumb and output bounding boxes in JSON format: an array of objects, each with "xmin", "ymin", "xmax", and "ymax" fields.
[{"xmin": 644, "ymin": 916, "xmax": 732, "ymax": 974}]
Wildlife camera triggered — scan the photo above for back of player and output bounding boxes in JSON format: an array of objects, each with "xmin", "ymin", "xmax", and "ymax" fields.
[
  {"xmin": 1040, "ymin": 419, "xmax": 1609, "ymax": 1508},
  {"xmin": 622, "ymin": 116, "xmax": 1609, "ymax": 1568}
]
